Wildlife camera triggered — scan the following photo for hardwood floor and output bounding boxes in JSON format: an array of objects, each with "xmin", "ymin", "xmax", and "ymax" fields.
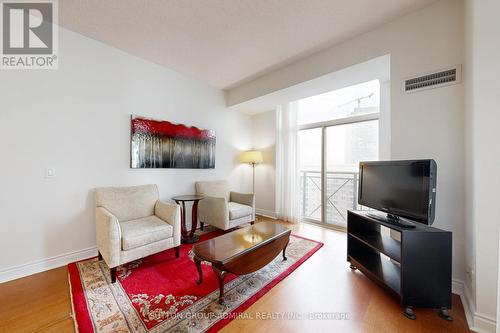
[
  {"xmin": 0, "ymin": 217, "xmax": 471, "ymax": 333},
  {"xmin": 0, "ymin": 265, "xmax": 74, "ymax": 333},
  {"xmin": 221, "ymin": 218, "xmax": 471, "ymax": 333}
]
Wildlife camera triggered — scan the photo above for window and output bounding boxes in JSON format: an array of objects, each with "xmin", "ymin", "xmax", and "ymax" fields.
[
  {"xmin": 298, "ymin": 80, "xmax": 380, "ymax": 227},
  {"xmin": 298, "ymin": 80, "xmax": 380, "ymax": 126}
]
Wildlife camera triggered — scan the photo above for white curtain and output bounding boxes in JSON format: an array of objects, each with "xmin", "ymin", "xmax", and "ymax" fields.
[{"xmin": 275, "ymin": 102, "xmax": 300, "ymax": 223}]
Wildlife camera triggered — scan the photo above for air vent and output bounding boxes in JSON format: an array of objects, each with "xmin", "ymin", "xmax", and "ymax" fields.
[{"xmin": 403, "ymin": 65, "xmax": 461, "ymax": 93}]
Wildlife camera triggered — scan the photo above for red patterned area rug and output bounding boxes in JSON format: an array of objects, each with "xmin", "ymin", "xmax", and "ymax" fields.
[{"xmin": 68, "ymin": 230, "xmax": 323, "ymax": 333}]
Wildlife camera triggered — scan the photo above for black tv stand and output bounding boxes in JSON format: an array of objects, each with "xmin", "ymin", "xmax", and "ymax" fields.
[
  {"xmin": 347, "ymin": 210, "xmax": 452, "ymax": 321},
  {"xmin": 366, "ymin": 212, "xmax": 416, "ymax": 229}
]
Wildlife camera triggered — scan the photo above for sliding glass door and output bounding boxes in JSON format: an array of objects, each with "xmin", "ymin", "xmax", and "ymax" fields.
[
  {"xmin": 298, "ymin": 80, "xmax": 380, "ymax": 228},
  {"xmin": 325, "ymin": 120, "xmax": 378, "ymax": 226}
]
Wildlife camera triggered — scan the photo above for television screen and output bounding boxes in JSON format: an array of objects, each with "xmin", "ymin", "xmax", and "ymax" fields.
[{"xmin": 358, "ymin": 159, "xmax": 437, "ymax": 224}]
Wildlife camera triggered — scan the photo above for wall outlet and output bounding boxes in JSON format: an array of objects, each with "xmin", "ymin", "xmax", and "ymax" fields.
[
  {"xmin": 45, "ymin": 168, "xmax": 56, "ymax": 178},
  {"xmin": 466, "ymin": 266, "xmax": 474, "ymax": 282}
]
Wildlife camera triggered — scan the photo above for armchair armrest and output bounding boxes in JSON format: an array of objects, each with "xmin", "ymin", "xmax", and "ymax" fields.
[
  {"xmin": 198, "ymin": 196, "xmax": 229, "ymax": 229},
  {"xmin": 155, "ymin": 201, "xmax": 181, "ymax": 247},
  {"xmin": 230, "ymin": 191, "xmax": 255, "ymax": 208},
  {"xmin": 95, "ymin": 207, "xmax": 121, "ymax": 268}
]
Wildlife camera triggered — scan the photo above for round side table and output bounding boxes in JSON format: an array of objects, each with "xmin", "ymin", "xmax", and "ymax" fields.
[{"xmin": 172, "ymin": 195, "xmax": 204, "ymax": 244}]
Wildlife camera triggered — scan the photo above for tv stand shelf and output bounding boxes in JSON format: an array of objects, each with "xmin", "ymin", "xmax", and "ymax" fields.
[
  {"xmin": 349, "ymin": 232, "xmax": 401, "ymax": 262},
  {"xmin": 347, "ymin": 210, "xmax": 452, "ymax": 320}
]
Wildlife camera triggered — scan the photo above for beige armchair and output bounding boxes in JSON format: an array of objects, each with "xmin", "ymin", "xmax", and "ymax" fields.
[
  {"xmin": 195, "ymin": 180, "xmax": 255, "ymax": 231},
  {"xmin": 94, "ymin": 184, "xmax": 180, "ymax": 283}
]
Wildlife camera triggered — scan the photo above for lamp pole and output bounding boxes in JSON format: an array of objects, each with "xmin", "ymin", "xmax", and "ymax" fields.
[
  {"xmin": 241, "ymin": 150, "xmax": 262, "ymax": 194},
  {"xmin": 252, "ymin": 162, "xmax": 256, "ymax": 194}
]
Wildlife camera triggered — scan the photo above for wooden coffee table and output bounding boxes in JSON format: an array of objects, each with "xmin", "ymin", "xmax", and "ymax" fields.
[{"xmin": 192, "ymin": 222, "xmax": 291, "ymax": 304}]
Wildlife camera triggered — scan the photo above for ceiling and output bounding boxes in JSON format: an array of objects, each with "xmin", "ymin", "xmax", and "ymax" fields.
[{"xmin": 59, "ymin": 0, "xmax": 437, "ymax": 90}]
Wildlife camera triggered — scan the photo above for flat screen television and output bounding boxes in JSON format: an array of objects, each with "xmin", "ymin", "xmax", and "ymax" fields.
[{"xmin": 358, "ymin": 159, "xmax": 437, "ymax": 225}]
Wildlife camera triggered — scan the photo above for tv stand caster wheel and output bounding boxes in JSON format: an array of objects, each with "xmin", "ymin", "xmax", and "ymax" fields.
[
  {"xmin": 438, "ymin": 308, "xmax": 453, "ymax": 321},
  {"xmin": 404, "ymin": 306, "xmax": 416, "ymax": 320},
  {"xmin": 349, "ymin": 264, "xmax": 357, "ymax": 270}
]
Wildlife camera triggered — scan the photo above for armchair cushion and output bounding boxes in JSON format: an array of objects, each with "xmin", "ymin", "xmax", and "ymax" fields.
[
  {"xmin": 195, "ymin": 180, "xmax": 230, "ymax": 202},
  {"xmin": 120, "ymin": 215, "xmax": 173, "ymax": 250},
  {"xmin": 95, "ymin": 184, "xmax": 159, "ymax": 222},
  {"xmin": 228, "ymin": 202, "xmax": 253, "ymax": 220},
  {"xmin": 230, "ymin": 191, "xmax": 255, "ymax": 207}
]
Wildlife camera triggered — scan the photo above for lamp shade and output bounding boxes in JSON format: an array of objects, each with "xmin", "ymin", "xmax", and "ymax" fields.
[{"xmin": 240, "ymin": 150, "xmax": 263, "ymax": 164}]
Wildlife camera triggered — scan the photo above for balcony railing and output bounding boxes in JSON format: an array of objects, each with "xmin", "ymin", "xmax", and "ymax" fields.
[{"xmin": 300, "ymin": 170, "xmax": 363, "ymax": 225}]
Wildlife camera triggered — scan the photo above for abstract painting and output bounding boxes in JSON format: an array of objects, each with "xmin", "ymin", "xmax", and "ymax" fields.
[{"xmin": 131, "ymin": 115, "xmax": 216, "ymax": 169}]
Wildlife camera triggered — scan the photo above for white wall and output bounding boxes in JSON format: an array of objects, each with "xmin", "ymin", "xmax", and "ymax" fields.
[
  {"xmin": 465, "ymin": 0, "xmax": 500, "ymax": 331},
  {"xmin": 228, "ymin": 0, "xmax": 465, "ymax": 285},
  {"xmin": 0, "ymin": 28, "xmax": 253, "ymax": 282},
  {"xmin": 251, "ymin": 110, "xmax": 276, "ymax": 217}
]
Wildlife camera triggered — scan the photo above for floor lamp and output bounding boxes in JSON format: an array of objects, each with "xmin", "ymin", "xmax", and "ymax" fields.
[{"xmin": 240, "ymin": 150, "xmax": 263, "ymax": 193}]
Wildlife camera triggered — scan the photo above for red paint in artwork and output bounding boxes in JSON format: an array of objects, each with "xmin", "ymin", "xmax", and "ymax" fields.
[{"xmin": 132, "ymin": 117, "xmax": 215, "ymax": 140}]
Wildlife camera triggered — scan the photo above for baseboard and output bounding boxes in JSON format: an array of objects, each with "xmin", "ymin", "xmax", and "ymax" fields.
[
  {"xmin": 256, "ymin": 209, "xmax": 277, "ymax": 219},
  {"xmin": 453, "ymin": 279, "xmax": 475, "ymax": 329},
  {"xmin": 0, "ymin": 246, "xmax": 97, "ymax": 283},
  {"xmin": 452, "ymin": 278, "xmax": 464, "ymax": 295},
  {"xmin": 474, "ymin": 313, "xmax": 497, "ymax": 333},
  {"xmin": 453, "ymin": 278, "xmax": 497, "ymax": 333}
]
